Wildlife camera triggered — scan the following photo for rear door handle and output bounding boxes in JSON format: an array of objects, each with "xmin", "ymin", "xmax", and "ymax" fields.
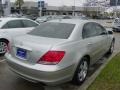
[{"xmin": 88, "ymin": 43, "xmax": 93, "ymax": 45}]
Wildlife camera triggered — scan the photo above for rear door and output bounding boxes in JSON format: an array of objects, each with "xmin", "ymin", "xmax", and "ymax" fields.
[{"xmin": 82, "ymin": 22, "xmax": 106, "ymax": 64}]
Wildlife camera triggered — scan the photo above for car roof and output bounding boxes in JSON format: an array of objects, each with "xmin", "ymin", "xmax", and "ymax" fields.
[
  {"xmin": 48, "ymin": 19, "xmax": 97, "ymax": 25},
  {"xmin": 0, "ymin": 17, "xmax": 38, "ymax": 28},
  {"xmin": 0, "ymin": 17, "xmax": 31, "ymax": 22}
]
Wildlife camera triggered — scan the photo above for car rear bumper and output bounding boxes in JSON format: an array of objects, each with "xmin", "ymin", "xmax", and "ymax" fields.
[{"xmin": 5, "ymin": 53, "xmax": 74, "ymax": 85}]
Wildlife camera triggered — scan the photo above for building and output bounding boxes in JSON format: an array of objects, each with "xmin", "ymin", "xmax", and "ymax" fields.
[
  {"xmin": 0, "ymin": 0, "xmax": 3, "ymax": 16},
  {"xmin": 84, "ymin": 0, "xmax": 110, "ymax": 7},
  {"xmin": 3, "ymin": 0, "xmax": 11, "ymax": 16},
  {"xmin": 110, "ymin": 0, "xmax": 120, "ymax": 6},
  {"xmin": 10, "ymin": 1, "xmax": 105, "ymax": 17},
  {"xmin": 0, "ymin": 0, "xmax": 11, "ymax": 16},
  {"xmin": 83, "ymin": 0, "xmax": 108, "ymax": 17}
]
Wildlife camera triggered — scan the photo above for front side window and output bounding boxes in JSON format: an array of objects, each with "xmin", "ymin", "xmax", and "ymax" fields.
[
  {"xmin": 28, "ymin": 22, "xmax": 75, "ymax": 39},
  {"xmin": 2, "ymin": 20, "xmax": 23, "ymax": 29},
  {"xmin": 94, "ymin": 23, "xmax": 107, "ymax": 36},
  {"xmin": 22, "ymin": 20, "xmax": 39, "ymax": 27}
]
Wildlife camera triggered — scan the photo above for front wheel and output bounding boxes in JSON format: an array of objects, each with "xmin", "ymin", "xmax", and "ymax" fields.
[
  {"xmin": 0, "ymin": 40, "xmax": 8, "ymax": 56},
  {"xmin": 72, "ymin": 57, "xmax": 89, "ymax": 85}
]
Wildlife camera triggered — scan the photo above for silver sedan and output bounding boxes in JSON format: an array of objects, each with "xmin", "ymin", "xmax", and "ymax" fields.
[{"xmin": 5, "ymin": 19, "xmax": 115, "ymax": 85}]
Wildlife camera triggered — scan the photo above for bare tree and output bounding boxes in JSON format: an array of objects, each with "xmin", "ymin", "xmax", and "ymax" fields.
[{"xmin": 15, "ymin": 0, "xmax": 24, "ymax": 13}]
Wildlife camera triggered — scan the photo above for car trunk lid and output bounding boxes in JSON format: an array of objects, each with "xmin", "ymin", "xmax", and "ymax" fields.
[{"xmin": 11, "ymin": 35, "xmax": 67, "ymax": 64}]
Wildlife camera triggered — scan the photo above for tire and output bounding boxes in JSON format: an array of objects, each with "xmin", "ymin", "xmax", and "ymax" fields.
[
  {"xmin": 72, "ymin": 57, "xmax": 89, "ymax": 85},
  {"xmin": 0, "ymin": 40, "xmax": 8, "ymax": 56},
  {"xmin": 112, "ymin": 29, "xmax": 115, "ymax": 32},
  {"xmin": 107, "ymin": 40, "xmax": 115, "ymax": 54}
]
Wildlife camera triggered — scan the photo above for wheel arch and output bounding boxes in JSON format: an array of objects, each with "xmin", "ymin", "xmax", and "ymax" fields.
[
  {"xmin": 72, "ymin": 54, "xmax": 91, "ymax": 76},
  {"xmin": 83, "ymin": 55, "xmax": 91, "ymax": 66},
  {"xmin": 0, "ymin": 38, "xmax": 9, "ymax": 44},
  {"xmin": 72, "ymin": 54, "xmax": 91, "ymax": 85}
]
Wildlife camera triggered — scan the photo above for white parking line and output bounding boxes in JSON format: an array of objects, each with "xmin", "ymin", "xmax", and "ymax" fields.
[{"xmin": 0, "ymin": 59, "xmax": 5, "ymax": 63}]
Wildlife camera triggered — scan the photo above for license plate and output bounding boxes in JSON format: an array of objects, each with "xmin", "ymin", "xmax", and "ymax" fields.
[{"xmin": 16, "ymin": 48, "xmax": 27, "ymax": 59}]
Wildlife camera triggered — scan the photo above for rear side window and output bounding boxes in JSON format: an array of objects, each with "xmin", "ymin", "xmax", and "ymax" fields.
[
  {"xmin": 82, "ymin": 23, "xmax": 97, "ymax": 38},
  {"xmin": 94, "ymin": 23, "xmax": 107, "ymax": 35},
  {"xmin": 28, "ymin": 22, "xmax": 75, "ymax": 39},
  {"xmin": 2, "ymin": 20, "xmax": 23, "ymax": 29},
  {"xmin": 22, "ymin": 20, "xmax": 38, "ymax": 27}
]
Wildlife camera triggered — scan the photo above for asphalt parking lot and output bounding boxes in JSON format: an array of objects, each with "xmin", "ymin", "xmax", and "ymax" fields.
[{"xmin": 0, "ymin": 32, "xmax": 120, "ymax": 90}]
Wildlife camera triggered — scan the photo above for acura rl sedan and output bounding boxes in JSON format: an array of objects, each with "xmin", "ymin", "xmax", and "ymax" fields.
[{"xmin": 5, "ymin": 19, "xmax": 115, "ymax": 85}]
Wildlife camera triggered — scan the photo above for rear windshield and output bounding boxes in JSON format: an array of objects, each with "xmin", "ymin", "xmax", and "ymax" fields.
[{"xmin": 28, "ymin": 22, "xmax": 75, "ymax": 39}]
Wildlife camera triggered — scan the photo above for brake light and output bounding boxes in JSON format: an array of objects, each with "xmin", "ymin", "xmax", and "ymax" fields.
[{"xmin": 37, "ymin": 51, "xmax": 65, "ymax": 65}]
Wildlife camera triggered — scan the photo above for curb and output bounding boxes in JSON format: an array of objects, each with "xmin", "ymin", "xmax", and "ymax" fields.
[{"xmin": 78, "ymin": 51, "xmax": 118, "ymax": 90}]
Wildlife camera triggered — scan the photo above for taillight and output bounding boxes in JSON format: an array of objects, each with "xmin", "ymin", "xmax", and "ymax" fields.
[{"xmin": 37, "ymin": 51, "xmax": 65, "ymax": 65}]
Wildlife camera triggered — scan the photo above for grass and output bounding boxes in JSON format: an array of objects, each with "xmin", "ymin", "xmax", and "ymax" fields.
[{"xmin": 87, "ymin": 53, "xmax": 120, "ymax": 90}]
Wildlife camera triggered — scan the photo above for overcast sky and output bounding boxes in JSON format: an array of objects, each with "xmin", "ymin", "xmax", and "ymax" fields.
[{"xmin": 10, "ymin": 0, "xmax": 86, "ymax": 6}]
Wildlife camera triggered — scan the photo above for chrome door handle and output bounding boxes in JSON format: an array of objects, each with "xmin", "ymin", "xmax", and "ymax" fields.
[{"xmin": 88, "ymin": 43, "xmax": 93, "ymax": 45}]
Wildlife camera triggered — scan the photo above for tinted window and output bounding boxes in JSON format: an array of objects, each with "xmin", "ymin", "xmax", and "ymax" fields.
[
  {"xmin": 82, "ymin": 22, "xmax": 107, "ymax": 39},
  {"xmin": 2, "ymin": 20, "xmax": 23, "ymax": 29},
  {"xmin": 94, "ymin": 23, "xmax": 107, "ymax": 35},
  {"xmin": 2, "ymin": 23, "xmax": 9, "ymax": 28},
  {"xmin": 28, "ymin": 22, "xmax": 75, "ymax": 39},
  {"xmin": 82, "ymin": 23, "xmax": 97, "ymax": 38},
  {"xmin": 22, "ymin": 20, "xmax": 38, "ymax": 27}
]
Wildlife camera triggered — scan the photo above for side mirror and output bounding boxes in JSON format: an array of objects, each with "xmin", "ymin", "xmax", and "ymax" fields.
[
  {"xmin": 100, "ymin": 31, "xmax": 107, "ymax": 35},
  {"xmin": 108, "ymin": 31, "xmax": 113, "ymax": 35}
]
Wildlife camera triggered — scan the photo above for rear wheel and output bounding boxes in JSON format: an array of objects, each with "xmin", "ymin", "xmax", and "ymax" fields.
[
  {"xmin": 0, "ymin": 40, "xmax": 8, "ymax": 56},
  {"xmin": 72, "ymin": 57, "xmax": 89, "ymax": 85}
]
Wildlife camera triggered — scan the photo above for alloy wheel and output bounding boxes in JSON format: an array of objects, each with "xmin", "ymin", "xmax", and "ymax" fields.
[
  {"xmin": 0, "ymin": 42, "xmax": 8, "ymax": 54},
  {"xmin": 78, "ymin": 60, "xmax": 88, "ymax": 82}
]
